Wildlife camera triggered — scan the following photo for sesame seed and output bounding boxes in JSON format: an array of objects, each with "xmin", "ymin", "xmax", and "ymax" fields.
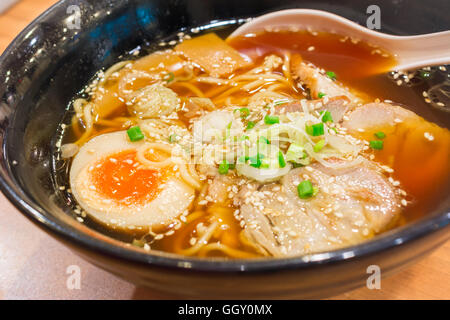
[
  {"xmin": 189, "ymin": 237, "xmax": 197, "ymax": 246},
  {"xmin": 424, "ymin": 132, "xmax": 434, "ymax": 141},
  {"xmin": 288, "ymin": 231, "xmax": 298, "ymax": 237},
  {"xmin": 165, "ymin": 230, "xmax": 175, "ymax": 236},
  {"xmin": 381, "ymin": 165, "xmax": 394, "ymax": 173},
  {"xmin": 334, "ymin": 212, "xmax": 343, "ymax": 218}
]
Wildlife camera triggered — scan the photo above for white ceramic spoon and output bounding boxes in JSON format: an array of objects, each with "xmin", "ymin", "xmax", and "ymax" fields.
[{"xmin": 228, "ymin": 9, "xmax": 450, "ymax": 72}]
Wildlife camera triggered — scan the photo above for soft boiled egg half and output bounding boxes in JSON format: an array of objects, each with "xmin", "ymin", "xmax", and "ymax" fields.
[{"xmin": 69, "ymin": 130, "xmax": 195, "ymax": 230}]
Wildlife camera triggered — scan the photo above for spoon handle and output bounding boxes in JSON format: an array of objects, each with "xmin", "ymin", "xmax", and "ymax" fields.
[{"xmin": 384, "ymin": 31, "xmax": 450, "ymax": 70}]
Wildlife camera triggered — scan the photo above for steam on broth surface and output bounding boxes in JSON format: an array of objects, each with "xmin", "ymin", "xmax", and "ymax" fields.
[{"xmin": 57, "ymin": 27, "xmax": 450, "ymax": 259}]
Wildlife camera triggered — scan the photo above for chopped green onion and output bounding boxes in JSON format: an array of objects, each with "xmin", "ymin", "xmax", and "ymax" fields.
[
  {"xmin": 164, "ymin": 72, "xmax": 175, "ymax": 83},
  {"xmin": 313, "ymin": 186, "xmax": 319, "ymax": 196},
  {"xmin": 329, "ymin": 127, "xmax": 338, "ymax": 134},
  {"xmin": 246, "ymin": 121, "xmax": 256, "ymax": 130},
  {"xmin": 264, "ymin": 115, "xmax": 279, "ymax": 125},
  {"xmin": 260, "ymin": 158, "xmax": 270, "ymax": 169},
  {"xmin": 318, "ymin": 92, "xmax": 326, "ymax": 98},
  {"xmin": 234, "ymin": 107, "xmax": 250, "ymax": 118},
  {"xmin": 326, "ymin": 71, "xmax": 336, "ymax": 80},
  {"xmin": 297, "ymin": 180, "xmax": 314, "ymax": 199},
  {"xmin": 370, "ymin": 140, "xmax": 384, "ymax": 150},
  {"xmin": 374, "ymin": 131, "xmax": 386, "ymax": 139},
  {"xmin": 169, "ymin": 133, "xmax": 179, "ymax": 143},
  {"xmin": 291, "ymin": 162, "xmax": 305, "ymax": 168},
  {"xmin": 259, "ymin": 136, "xmax": 270, "ymax": 144},
  {"xmin": 419, "ymin": 70, "xmax": 431, "ymax": 79},
  {"xmin": 320, "ymin": 110, "xmax": 333, "ymax": 123},
  {"xmin": 127, "ymin": 126, "xmax": 145, "ymax": 142},
  {"xmin": 305, "ymin": 122, "xmax": 324, "ymax": 136},
  {"xmin": 249, "ymin": 153, "xmax": 264, "ymax": 168},
  {"xmin": 313, "ymin": 139, "xmax": 326, "ymax": 152},
  {"xmin": 286, "ymin": 143, "xmax": 305, "ymax": 162},
  {"xmin": 278, "ymin": 151, "xmax": 286, "ymax": 168},
  {"xmin": 223, "ymin": 121, "xmax": 233, "ymax": 141},
  {"xmin": 218, "ymin": 160, "xmax": 229, "ymax": 175}
]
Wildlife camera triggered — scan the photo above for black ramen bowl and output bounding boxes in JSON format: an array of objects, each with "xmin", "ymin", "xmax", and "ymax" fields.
[{"xmin": 0, "ymin": 0, "xmax": 449, "ymax": 299}]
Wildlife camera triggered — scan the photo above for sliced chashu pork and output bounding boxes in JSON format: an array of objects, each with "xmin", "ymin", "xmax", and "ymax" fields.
[
  {"xmin": 343, "ymin": 102, "xmax": 417, "ymax": 133},
  {"xmin": 237, "ymin": 161, "xmax": 401, "ymax": 257},
  {"xmin": 342, "ymin": 102, "xmax": 450, "ymax": 200}
]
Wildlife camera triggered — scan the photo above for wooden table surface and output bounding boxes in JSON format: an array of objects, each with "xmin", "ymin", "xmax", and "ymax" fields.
[{"xmin": 0, "ymin": 0, "xmax": 448, "ymax": 300}]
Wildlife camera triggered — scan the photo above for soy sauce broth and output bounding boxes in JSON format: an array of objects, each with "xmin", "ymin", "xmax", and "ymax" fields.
[{"xmin": 56, "ymin": 24, "xmax": 450, "ymax": 257}]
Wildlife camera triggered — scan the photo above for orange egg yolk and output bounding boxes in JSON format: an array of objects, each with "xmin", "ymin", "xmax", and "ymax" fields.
[{"xmin": 90, "ymin": 150, "xmax": 166, "ymax": 206}]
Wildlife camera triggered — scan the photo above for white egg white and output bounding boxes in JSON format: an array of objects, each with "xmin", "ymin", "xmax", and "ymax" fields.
[{"xmin": 70, "ymin": 131, "xmax": 195, "ymax": 230}]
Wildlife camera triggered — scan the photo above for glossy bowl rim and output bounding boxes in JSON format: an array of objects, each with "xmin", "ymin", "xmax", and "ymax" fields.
[{"xmin": 0, "ymin": 0, "xmax": 449, "ymax": 273}]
